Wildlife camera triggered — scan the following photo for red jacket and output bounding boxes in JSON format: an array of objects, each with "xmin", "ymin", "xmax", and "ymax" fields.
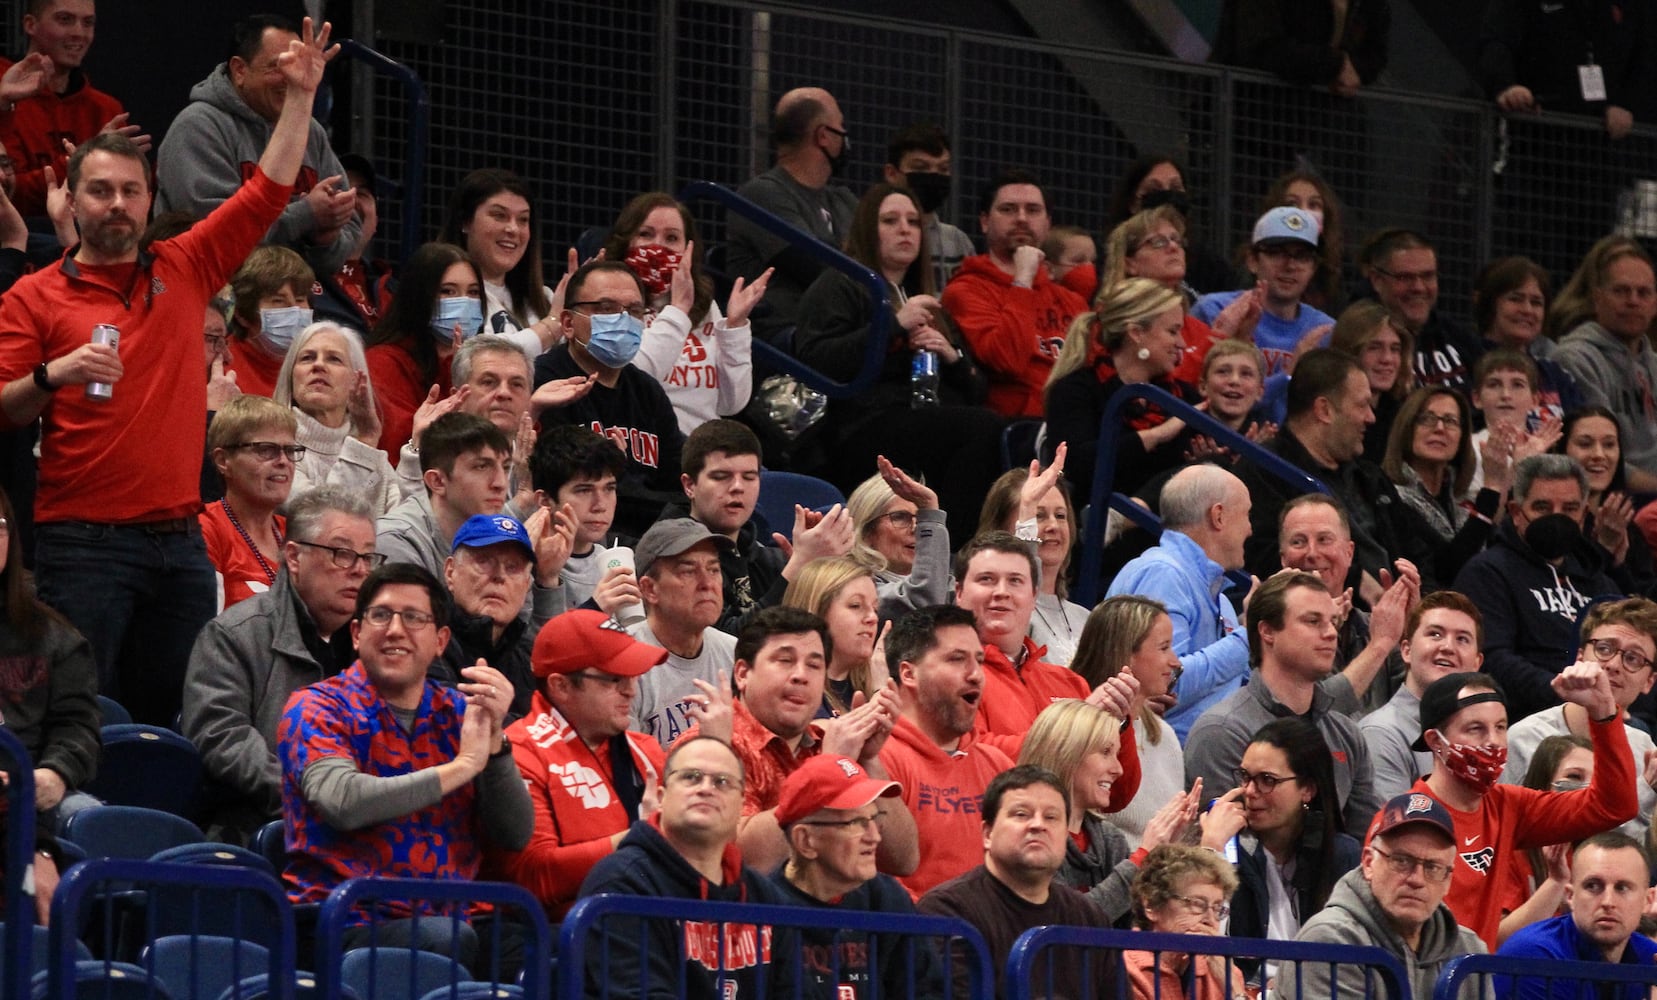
[
  {"xmin": 366, "ymin": 338, "xmax": 451, "ymax": 460},
  {"xmin": 0, "ymin": 63, "xmax": 123, "ymax": 217},
  {"xmin": 940, "ymin": 255, "xmax": 1084, "ymax": 417}
]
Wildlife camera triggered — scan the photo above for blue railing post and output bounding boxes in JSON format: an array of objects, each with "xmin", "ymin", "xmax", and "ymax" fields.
[
  {"xmin": 0, "ymin": 728, "xmax": 35, "ymax": 1000},
  {"xmin": 338, "ymin": 38, "xmax": 430, "ymax": 265},
  {"xmin": 1436, "ymin": 952, "xmax": 1657, "ymax": 999}
]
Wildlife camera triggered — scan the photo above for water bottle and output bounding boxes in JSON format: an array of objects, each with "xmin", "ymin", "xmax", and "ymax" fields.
[{"xmin": 910, "ymin": 350, "xmax": 939, "ymax": 409}]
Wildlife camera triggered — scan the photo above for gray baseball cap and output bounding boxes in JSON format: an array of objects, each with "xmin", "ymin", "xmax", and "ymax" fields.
[{"xmin": 635, "ymin": 518, "xmax": 734, "ymax": 574}]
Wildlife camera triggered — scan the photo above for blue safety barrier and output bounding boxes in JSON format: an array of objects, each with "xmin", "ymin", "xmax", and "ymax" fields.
[
  {"xmin": 1006, "ymin": 925, "xmax": 1411, "ymax": 1000},
  {"xmin": 45, "ymin": 858, "xmax": 295, "ymax": 1000},
  {"xmin": 1436, "ymin": 952, "xmax": 1657, "ymax": 999},
  {"xmin": 1, "ymin": 727, "xmax": 37, "ymax": 1000},
  {"xmin": 677, "ymin": 181, "xmax": 893, "ymax": 399},
  {"xmin": 336, "ymin": 39, "xmax": 429, "ymax": 266},
  {"xmin": 560, "ymin": 893, "xmax": 994, "ymax": 1000},
  {"xmin": 315, "ymin": 876, "xmax": 550, "ymax": 1000},
  {"xmin": 1074, "ymin": 382, "xmax": 1332, "ymax": 606}
]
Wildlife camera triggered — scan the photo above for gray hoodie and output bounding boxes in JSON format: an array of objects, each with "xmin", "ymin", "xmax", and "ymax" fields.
[
  {"xmin": 1272, "ymin": 868, "xmax": 1488, "ymax": 1000},
  {"xmin": 156, "ymin": 64, "xmax": 362, "ymax": 272},
  {"xmin": 1553, "ymin": 321, "xmax": 1657, "ymax": 473}
]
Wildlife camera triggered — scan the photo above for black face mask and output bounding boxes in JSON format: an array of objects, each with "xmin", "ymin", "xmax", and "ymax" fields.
[
  {"xmin": 822, "ymin": 136, "xmax": 850, "ymax": 179},
  {"xmin": 1138, "ymin": 188, "xmax": 1191, "ymax": 216},
  {"xmin": 904, "ymin": 171, "xmax": 951, "ymax": 214},
  {"xmin": 1524, "ymin": 513, "xmax": 1581, "ymax": 561}
]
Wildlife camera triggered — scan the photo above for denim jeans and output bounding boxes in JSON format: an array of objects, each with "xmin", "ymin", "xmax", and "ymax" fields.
[{"xmin": 34, "ymin": 520, "xmax": 216, "ymax": 727}]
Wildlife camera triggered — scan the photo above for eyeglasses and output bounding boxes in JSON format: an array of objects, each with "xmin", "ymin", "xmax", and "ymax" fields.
[
  {"xmin": 1587, "ymin": 637, "xmax": 1655, "ymax": 674},
  {"xmin": 459, "ymin": 549, "xmax": 531, "ymax": 577},
  {"xmin": 359, "ymin": 606, "xmax": 437, "ymax": 630},
  {"xmin": 666, "ymin": 768, "xmax": 743, "ymax": 793},
  {"xmin": 1257, "ymin": 245, "xmax": 1317, "ymax": 263},
  {"xmin": 800, "ymin": 813, "xmax": 882, "ymax": 834},
  {"xmin": 569, "ymin": 300, "xmax": 655, "ymax": 323},
  {"xmin": 293, "ymin": 540, "xmax": 387, "ymax": 571},
  {"xmin": 1373, "ymin": 266, "xmax": 1438, "ymax": 286},
  {"xmin": 567, "ymin": 671, "xmax": 633, "ymax": 688},
  {"xmin": 821, "ymin": 124, "xmax": 851, "ymax": 148},
  {"xmin": 1233, "ymin": 767, "xmax": 1299, "ymax": 793},
  {"xmin": 1135, "ymin": 234, "xmax": 1187, "ymax": 252},
  {"xmin": 1413, "ymin": 412, "xmax": 1460, "ymax": 431},
  {"xmin": 228, "ymin": 442, "xmax": 307, "ymax": 462},
  {"xmin": 1370, "ymin": 845, "xmax": 1453, "ymax": 884},
  {"xmin": 879, "ymin": 511, "xmax": 917, "ymax": 531},
  {"xmin": 1166, "ymin": 893, "xmax": 1230, "ymax": 921}
]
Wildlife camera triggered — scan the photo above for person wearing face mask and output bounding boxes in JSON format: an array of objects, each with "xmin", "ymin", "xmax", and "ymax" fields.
[
  {"xmin": 1104, "ymin": 155, "xmax": 1235, "ymax": 295},
  {"xmin": 224, "ymin": 245, "xmax": 316, "ymax": 399},
  {"xmin": 601, "ymin": 192, "xmax": 768, "ymax": 436},
  {"xmin": 1398, "ymin": 666, "xmax": 1637, "ymax": 950},
  {"xmin": 1455, "ymin": 455, "xmax": 1622, "ymax": 722},
  {"xmin": 532, "ymin": 261, "xmax": 686, "ymax": 540},
  {"xmin": 365, "ymin": 242, "xmax": 486, "ymax": 459},
  {"xmin": 879, "ymin": 123, "xmax": 975, "ymax": 290},
  {"xmin": 726, "ymin": 87, "xmax": 857, "ymax": 344}
]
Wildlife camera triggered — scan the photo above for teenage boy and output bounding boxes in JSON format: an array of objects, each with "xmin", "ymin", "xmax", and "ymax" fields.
[
  {"xmin": 1192, "ymin": 207, "xmax": 1333, "ymax": 378},
  {"xmin": 1465, "ymin": 348, "xmax": 1549, "ymax": 499},
  {"xmin": 528, "ymin": 424, "xmax": 637, "ymax": 613}
]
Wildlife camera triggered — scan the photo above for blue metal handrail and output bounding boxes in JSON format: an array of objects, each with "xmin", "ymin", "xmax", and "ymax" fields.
[
  {"xmin": 317, "ymin": 875, "xmax": 552, "ymax": 1000},
  {"xmin": 337, "ymin": 39, "xmax": 429, "ymax": 265},
  {"xmin": 0, "ymin": 728, "xmax": 35, "ymax": 1000},
  {"xmin": 1074, "ymin": 382, "xmax": 1332, "ymax": 606},
  {"xmin": 560, "ymin": 892, "xmax": 996, "ymax": 1000},
  {"xmin": 677, "ymin": 180, "xmax": 893, "ymax": 398},
  {"xmin": 1435, "ymin": 952, "xmax": 1657, "ymax": 998},
  {"xmin": 47, "ymin": 858, "xmax": 297, "ymax": 1000},
  {"xmin": 1006, "ymin": 925, "xmax": 1412, "ymax": 1000}
]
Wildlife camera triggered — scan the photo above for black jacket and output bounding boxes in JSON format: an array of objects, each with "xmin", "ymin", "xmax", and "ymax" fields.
[
  {"xmin": 1229, "ymin": 819, "xmax": 1362, "ymax": 979},
  {"xmin": 656, "ymin": 497, "xmax": 786, "ymax": 636},
  {"xmin": 770, "ymin": 869, "xmax": 947, "ymax": 1000},
  {"xmin": 1480, "ymin": 0, "xmax": 1657, "ymax": 118},
  {"xmin": 1212, "ymin": 0, "xmax": 1391, "ymax": 86}
]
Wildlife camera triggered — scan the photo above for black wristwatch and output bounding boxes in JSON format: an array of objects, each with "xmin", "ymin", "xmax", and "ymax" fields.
[
  {"xmin": 32, "ymin": 362, "xmax": 55, "ymax": 392},
  {"xmin": 490, "ymin": 736, "xmax": 513, "ymax": 759}
]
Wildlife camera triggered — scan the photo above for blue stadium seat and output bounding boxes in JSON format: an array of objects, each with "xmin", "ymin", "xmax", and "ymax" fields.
[
  {"xmin": 141, "ymin": 935, "xmax": 269, "ymax": 1000},
  {"xmin": 148, "ymin": 844, "xmax": 275, "ymax": 878},
  {"xmin": 95, "ymin": 695, "xmax": 133, "ymax": 727},
  {"xmin": 418, "ymin": 983, "xmax": 523, "ymax": 1000},
  {"xmin": 754, "ymin": 470, "xmax": 845, "ymax": 541},
  {"xmin": 0, "ymin": 922, "xmax": 89, "ymax": 984},
  {"xmin": 63, "ymin": 806, "xmax": 203, "ymax": 861},
  {"xmin": 30, "ymin": 959, "xmax": 175, "ymax": 999},
  {"xmin": 84, "ymin": 725, "xmax": 203, "ymax": 819},
  {"xmin": 215, "ymin": 971, "xmax": 359, "ymax": 1000},
  {"xmin": 250, "ymin": 821, "xmax": 285, "ymax": 874},
  {"xmin": 145, "ymin": 845, "xmax": 285, "ymax": 947},
  {"xmin": 1001, "ymin": 419, "xmax": 1043, "ymax": 471},
  {"xmin": 339, "ymin": 947, "xmax": 472, "ymax": 1000}
]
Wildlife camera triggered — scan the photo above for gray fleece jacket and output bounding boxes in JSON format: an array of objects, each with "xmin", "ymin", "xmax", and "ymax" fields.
[
  {"xmin": 155, "ymin": 64, "xmax": 362, "ymax": 272},
  {"xmin": 1273, "ymin": 868, "xmax": 1488, "ymax": 1000},
  {"xmin": 1553, "ymin": 321, "xmax": 1657, "ymax": 474}
]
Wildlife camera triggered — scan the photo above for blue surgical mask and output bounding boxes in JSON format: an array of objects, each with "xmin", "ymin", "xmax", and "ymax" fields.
[
  {"xmin": 431, "ymin": 296, "xmax": 485, "ymax": 343},
  {"xmin": 257, "ymin": 306, "xmax": 312, "ymax": 356},
  {"xmin": 584, "ymin": 311, "xmax": 644, "ymax": 368}
]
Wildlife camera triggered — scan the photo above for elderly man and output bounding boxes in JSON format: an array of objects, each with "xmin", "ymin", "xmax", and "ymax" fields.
[
  {"xmin": 1454, "ymin": 454, "xmax": 1620, "ymax": 722},
  {"xmin": 1496, "ymin": 831, "xmax": 1657, "ymax": 999},
  {"xmin": 277, "ymin": 563, "xmax": 532, "ymax": 959},
  {"xmin": 157, "ymin": 13, "xmax": 360, "ymax": 271},
  {"xmin": 771, "ymin": 754, "xmax": 942, "ymax": 1000},
  {"xmin": 576, "ymin": 735, "xmax": 799, "ymax": 1000},
  {"xmin": 1277, "ymin": 792, "xmax": 1486, "ymax": 1000},
  {"xmin": 484, "ymin": 609, "xmax": 667, "ymax": 920},
  {"xmin": 183, "ymin": 486, "xmax": 383, "ymax": 844}
]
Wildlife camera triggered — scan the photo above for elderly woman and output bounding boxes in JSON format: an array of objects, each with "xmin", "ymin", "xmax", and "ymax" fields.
[
  {"xmin": 782, "ymin": 556, "xmax": 884, "ymax": 717},
  {"xmin": 845, "ymin": 458, "xmax": 952, "ymax": 619},
  {"xmin": 1125, "ymin": 844, "xmax": 1250, "ymax": 1000},
  {"xmin": 201, "ymin": 395, "xmax": 300, "ymax": 610},
  {"xmin": 274, "ymin": 321, "xmax": 401, "ymax": 516}
]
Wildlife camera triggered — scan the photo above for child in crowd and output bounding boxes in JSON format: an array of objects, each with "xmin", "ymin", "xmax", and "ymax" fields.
[
  {"xmin": 1464, "ymin": 349, "xmax": 1560, "ymax": 499},
  {"xmin": 1196, "ymin": 339, "xmax": 1273, "ymax": 443},
  {"xmin": 1044, "ymin": 224, "xmax": 1099, "ymax": 301}
]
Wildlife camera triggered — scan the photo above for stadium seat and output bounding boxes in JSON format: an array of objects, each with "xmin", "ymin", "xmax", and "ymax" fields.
[
  {"xmin": 250, "ymin": 821, "xmax": 285, "ymax": 874},
  {"xmin": 1001, "ymin": 419, "xmax": 1043, "ymax": 471},
  {"xmin": 30, "ymin": 959, "xmax": 175, "ymax": 999},
  {"xmin": 0, "ymin": 922, "xmax": 90, "ymax": 984},
  {"xmin": 754, "ymin": 470, "xmax": 844, "ymax": 541},
  {"xmin": 63, "ymin": 806, "xmax": 203, "ymax": 861},
  {"xmin": 95, "ymin": 695, "xmax": 133, "ymax": 727},
  {"xmin": 141, "ymin": 935, "xmax": 269, "ymax": 1000},
  {"xmin": 84, "ymin": 725, "xmax": 203, "ymax": 819},
  {"xmin": 148, "ymin": 843, "xmax": 275, "ymax": 878},
  {"xmin": 215, "ymin": 971, "xmax": 358, "ymax": 1000},
  {"xmin": 339, "ymin": 947, "xmax": 472, "ymax": 1000},
  {"xmin": 145, "ymin": 845, "xmax": 285, "ymax": 947},
  {"xmin": 418, "ymin": 983, "xmax": 523, "ymax": 1000}
]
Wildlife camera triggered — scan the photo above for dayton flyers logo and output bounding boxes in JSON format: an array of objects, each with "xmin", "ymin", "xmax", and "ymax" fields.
[
  {"xmin": 1460, "ymin": 847, "xmax": 1496, "ymax": 874},
  {"xmin": 552, "ymin": 760, "xmax": 612, "ymax": 809}
]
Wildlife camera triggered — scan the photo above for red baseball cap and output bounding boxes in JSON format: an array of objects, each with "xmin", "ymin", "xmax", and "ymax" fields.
[
  {"xmin": 775, "ymin": 755, "xmax": 902, "ymax": 827},
  {"xmin": 531, "ymin": 609, "xmax": 667, "ymax": 678}
]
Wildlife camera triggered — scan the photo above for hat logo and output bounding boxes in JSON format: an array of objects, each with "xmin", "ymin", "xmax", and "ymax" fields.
[
  {"xmin": 1406, "ymin": 793, "xmax": 1433, "ymax": 815},
  {"xmin": 599, "ymin": 616, "xmax": 628, "ymax": 634},
  {"xmin": 1284, "ymin": 214, "xmax": 1305, "ymax": 231},
  {"xmin": 493, "ymin": 516, "xmax": 517, "ymax": 532},
  {"xmin": 835, "ymin": 758, "xmax": 859, "ymax": 778}
]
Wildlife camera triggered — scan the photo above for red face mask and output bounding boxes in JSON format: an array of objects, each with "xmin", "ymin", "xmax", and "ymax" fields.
[
  {"xmin": 1435, "ymin": 738, "xmax": 1507, "ymax": 792},
  {"xmin": 624, "ymin": 244, "xmax": 682, "ymax": 296}
]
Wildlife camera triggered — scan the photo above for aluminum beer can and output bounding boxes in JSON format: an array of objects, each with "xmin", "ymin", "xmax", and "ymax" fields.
[{"xmin": 86, "ymin": 324, "xmax": 118, "ymax": 400}]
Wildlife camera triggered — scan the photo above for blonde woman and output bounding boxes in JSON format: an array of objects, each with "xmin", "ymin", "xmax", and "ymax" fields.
[
  {"xmin": 782, "ymin": 556, "xmax": 887, "ymax": 717},
  {"xmin": 845, "ymin": 457, "xmax": 952, "ymax": 619}
]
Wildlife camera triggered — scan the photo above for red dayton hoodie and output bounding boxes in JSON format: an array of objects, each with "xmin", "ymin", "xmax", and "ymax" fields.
[
  {"xmin": 879, "ymin": 714, "xmax": 1014, "ymax": 900},
  {"xmin": 941, "ymin": 255, "xmax": 1085, "ymax": 418}
]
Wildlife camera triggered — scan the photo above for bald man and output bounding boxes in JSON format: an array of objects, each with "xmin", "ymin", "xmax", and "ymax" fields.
[{"xmin": 726, "ymin": 86, "xmax": 858, "ymax": 341}]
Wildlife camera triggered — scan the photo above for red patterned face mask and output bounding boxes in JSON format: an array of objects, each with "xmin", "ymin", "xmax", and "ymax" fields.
[
  {"xmin": 1435, "ymin": 738, "xmax": 1507, "ymax": 792},
  {"xmin": 624, "ymin": 244, "xmax": 682, "ymax": 296}
]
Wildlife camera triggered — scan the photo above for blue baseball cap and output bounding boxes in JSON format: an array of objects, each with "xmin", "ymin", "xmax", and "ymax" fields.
[
  {"xmin": 451, "ymin": 514, "xmax": 533, "ymax": 557},
  {"xmin": 1251, "ymin": 206, "xmax": 1320, "ymax": 248}
]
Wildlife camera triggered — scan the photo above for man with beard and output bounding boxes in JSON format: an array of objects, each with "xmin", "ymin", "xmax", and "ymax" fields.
[
  {"xmin": 941, "ymin": 169, "xmax": 1086, "ymax": 418},
  {"xmin": 0, "ymin": 18, "xmax": 334, "ymax": 727}
]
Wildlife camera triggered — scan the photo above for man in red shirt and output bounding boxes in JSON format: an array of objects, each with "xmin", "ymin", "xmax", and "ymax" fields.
[
  {"xmin": 485, "ymin": 608, "xmax": 668, "ymax": 919},
  {"xmin": 0, "ymin": 18, "xmax": 336, "ymax": 726},
  {"xmin": 1394, "ymin": 664, "xmax": 1638, "ymax": 949}
]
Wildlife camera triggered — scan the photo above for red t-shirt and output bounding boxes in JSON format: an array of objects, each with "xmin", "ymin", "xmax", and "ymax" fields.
[
  {"xmin": 198, "ymin": 500, "xmax": 286, "ymax": 611},
  {"xmin": 366, "ymin": 338, "xmax": 451, "ymax": 460}
]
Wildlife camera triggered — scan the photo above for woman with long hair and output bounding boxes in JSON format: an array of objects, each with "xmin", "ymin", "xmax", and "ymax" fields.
[
  {"xmin": 364, "ymin": 242, "xmax": 485, "ymax": 457},
  {"xmin": 977, "ymin": 464, "xmax": 1087, "ymax": 666},
  {"xmin": 275, "ymin": 321, "xmax": 401, "ymax": 516},
  {"xmin": 1228, "ymin": 718, "xmax": 1362, "ymax": 981},
  {"xmin": 1556, "ymin": 407, "xmax": 1653, "ymax": 591},
  {"xmin": 1104, "ymin": 153, "xmax": 1233, "ymax": 294},
  {"xmin": 794, "ymin": 182, "xmax": 1001, "ymax": 543},
  {"xmin": 602, "ymin": 191, "xmax": 766, "ymax": 435},
  {"xmin": 844, "ymin": 459, "xmax": 952, "ymax": 617},
  {"xmin": 1380, "ymin": 386, "xmax": 1504, "ymax": 582},
  {"xmin": 1495, "ymin": 733, "xmax": 1590, "ymax": 945},
  {"xmin": 437, "ymin": 168, "xmax": 558, "ymax": 358},
  {"xmin": 781, "ymin": 556, "xmax": 884, "ymax": 717},
  {"xmin": 1041, "ymin": 277, "xmax": 1198, "ymax": 497},
  {"xmin": 1330, "ymin": 299, "xmax": 1413, "ymax": 459}
]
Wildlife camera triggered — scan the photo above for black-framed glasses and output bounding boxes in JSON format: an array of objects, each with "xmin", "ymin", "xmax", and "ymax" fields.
[
  {"xmin": 1166, "ymin": 893, "xmax": 1230, "ymax": 921},
  {"xmin": 800, "ymin": 814, "xmax": 881, "ymax": 834},
  {"xmin": 666, "ymin": 768, "xmax": 743, "ymax": 792},
  {"xmin": 821, "ymin": 124, "xmax": 851, "ymax": 149},
  {"xmin": 228, "ymin": 441, "xmax": 306, "ymax": 462},
  {"xmin": 1372, "ymin": 265, "xmax": 1438, "ymax": 285},
  {"xmin": 569, "ymin": 300, "xmax": 654, "ymax": 323},
  {"xmin": 1257, "ymin": 244, "xmax": 1317, "ymax": 263},
  {"xmin": 879, "ymin": 511, "xmax": 917, "ymax": 531},
  {"xmin": 1233, "ymin": 767, "xmax": 1299, "ymax": 793},
  {"xmin": 1413, "ymin": 413, "xmax": 1459, "ymax": 431},
  {"xmin": 1587, "ymin": 637, "xmax": 1655, "ymax": 674},
  {"xmin": 1370, "ymin": 845, "xmax": 1453, "ymax": 883},
  {"xmin": 293, "ymin": 539, "xmax": 387, "ymax": 571},
  {"xmin": 359, "ymin": 606, "xmax": 436, "ymax": 630},
  {"xmin": 567, "ymin": 671, "xmax": 632, "ymax": 688},
  {"xmin": 1135, "ymin": 234, "xmax": 1187, "ymax": 252}
]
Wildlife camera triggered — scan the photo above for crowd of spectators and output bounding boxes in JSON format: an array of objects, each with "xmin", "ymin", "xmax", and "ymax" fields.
[{"xmin": 11, "ymin": 1, "xmax": 1657, "ymax": 996}]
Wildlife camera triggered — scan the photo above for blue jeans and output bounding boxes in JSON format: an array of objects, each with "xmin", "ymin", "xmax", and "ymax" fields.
[{"xmin": 34, "ymin": 520, "xmax": 216, "ymax": 727}]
